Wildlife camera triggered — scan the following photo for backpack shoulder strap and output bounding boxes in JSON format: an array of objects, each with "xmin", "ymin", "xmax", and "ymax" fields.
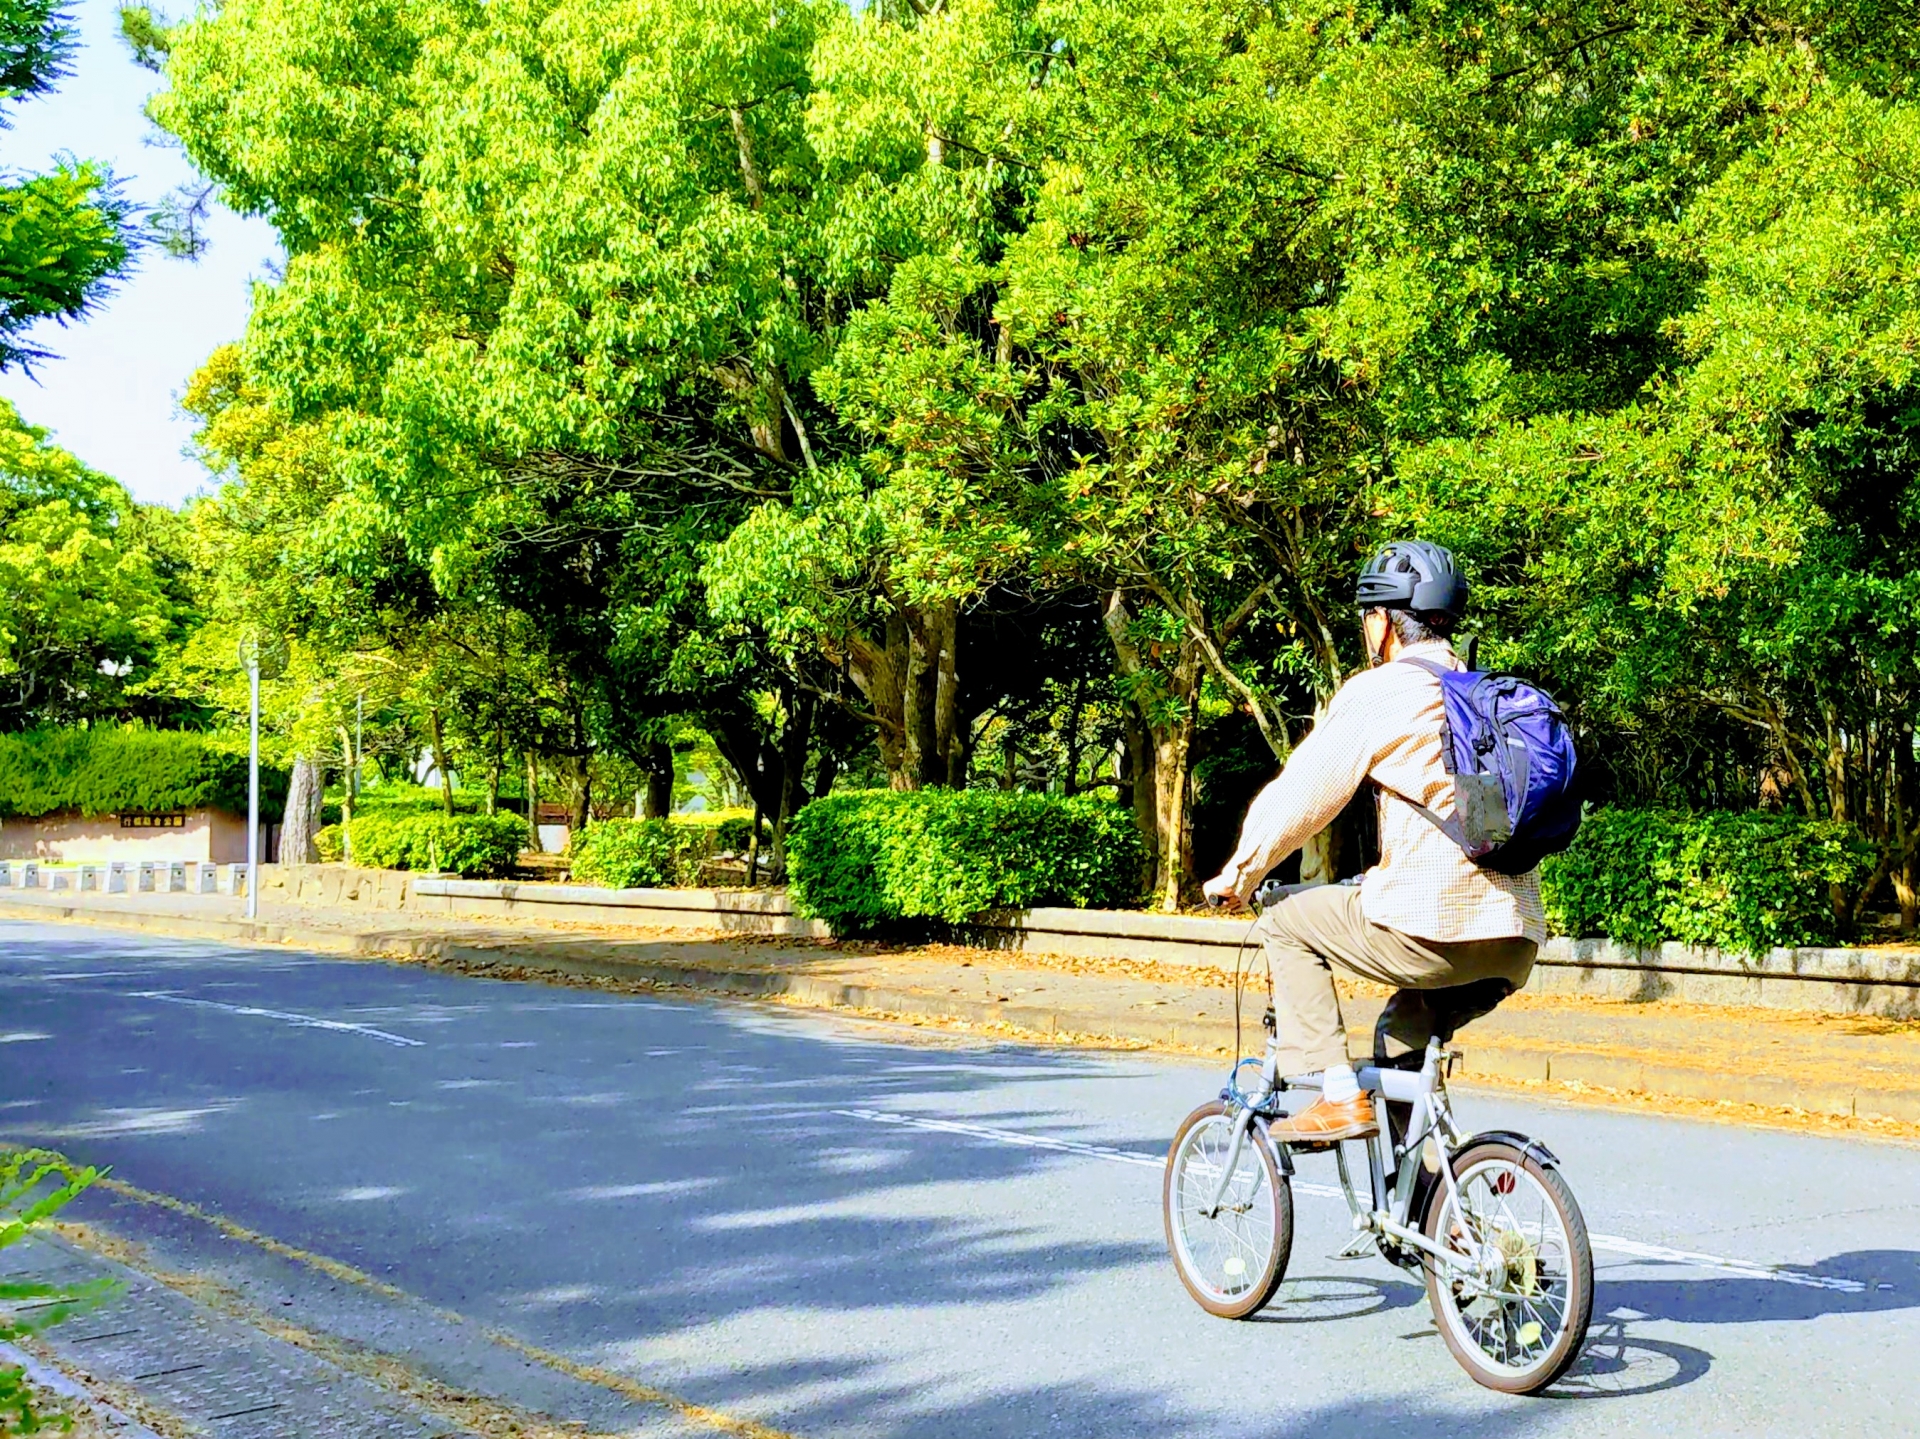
[{"xmin": 1395, "ymin": 653, "xmax": 1458, "ymax": 681}]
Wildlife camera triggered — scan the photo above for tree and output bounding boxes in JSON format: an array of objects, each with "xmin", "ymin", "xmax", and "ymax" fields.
[
  {"xmin": 0, "ymin": 401, "xmax": 178, "ymax": 728},
  {"xmin": 0, "ymin": 0, "xmax": 135, "ymax": 370}
]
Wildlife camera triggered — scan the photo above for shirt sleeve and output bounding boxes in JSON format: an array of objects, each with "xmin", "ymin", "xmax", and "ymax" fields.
[{"xmin": 1216, "ymin": 678, "xmax": 1381, "ymax": 896}]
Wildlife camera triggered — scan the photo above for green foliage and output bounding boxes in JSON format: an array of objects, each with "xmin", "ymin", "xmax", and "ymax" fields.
[
  {"xmin": 0, "ymin": 1145, "xmax": 113, "ymax": 1432},
  {"xmin": 0, "ymin": 0, "xmax": 134, "ymax": 371},
  {"xmin": 1541, "ymin": 809, "xmax": 1877, "ymax": 957},
  {"xmin": 141, "ymin": 0, "xmax": 1920, "ymax": 924},
  {"xmin": 0, "ymin": 402, "xmax": 184, "ymax": 729},
  {"xmin": 568, "ymin": 819, "xmax": 691, "ymax": 890},
  {"xmin": 319, "ymin": 810, "xmax": 525, "ymax": 877},
  {"xmin": 567, "ymin": 813, "xmax": 766, "ymax": 889},
  {"xmin": 787, "ymin": 789, "xmax": 1147, "ymax": 931},
  {"xmin": 0, "ymin": 726, "xmax": 284, "ymax": 817},
  {"xmin": 319, "ymin": 784, "xmax": 482, "ymax": 827}
]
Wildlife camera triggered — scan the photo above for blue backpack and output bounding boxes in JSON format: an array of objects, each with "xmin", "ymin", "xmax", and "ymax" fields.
[{"xmin": 1396, "ymin": 657, "xmax": 1581, "ymax": 876}]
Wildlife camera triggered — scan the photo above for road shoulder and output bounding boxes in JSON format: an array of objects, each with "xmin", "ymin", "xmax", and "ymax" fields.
[{"xmin": 5, "ymin": 890, "xmax": 1919, "ymax": 1142}]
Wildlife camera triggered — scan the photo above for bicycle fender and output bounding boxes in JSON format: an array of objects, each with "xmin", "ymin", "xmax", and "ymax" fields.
[
  {"xmin": 1465, "ymin": 1130, "xmax": 1561, "ymax": 1170},
  {"xmin": 1411, "ymin": 1131, "xmax": 1561, "ymax": 1236}
]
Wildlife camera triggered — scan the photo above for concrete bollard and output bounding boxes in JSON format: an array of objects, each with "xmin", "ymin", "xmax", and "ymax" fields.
[
  {"xmin": 79, "ymin": 865, "xmax": 101, "ymax": 892},
  {"xmin": 0, "ymin": 861, "xmax": 10, "ymax": 887},
  {"xmin": 137, "ymin": 861, "xmax": 156, "ymax": 893},
  {"xmin": 193, "ymin": 862, "xmax": 218, "ymax": 894},
  {"xmin": 230, "ymin": 863, "xmax": 248, "ymax": 897},
  {"xmin": 167, "ymin": 861, "xmax": 187, "ymax": 893},
  {"xmin": 108, "ymin": 861, "xmax": 129, "ymax": 894},
  {"xmin": 50, "ymin": 869, "xmax": 70, "ymax": 891},
  {"xmin": 21, "ymin": 862, "xmax": 37, "ymax": 888}
]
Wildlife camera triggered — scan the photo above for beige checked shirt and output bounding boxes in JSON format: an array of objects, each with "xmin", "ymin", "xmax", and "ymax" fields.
[{"xmin": 1217, "ymin": 641, "xmax": 1546, "ymax": 945}]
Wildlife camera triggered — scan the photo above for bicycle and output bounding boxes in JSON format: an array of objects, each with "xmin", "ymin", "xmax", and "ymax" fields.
[{"xmin": 1164, "ymin": 881, "xmax": 1594, "ymax": 1395}]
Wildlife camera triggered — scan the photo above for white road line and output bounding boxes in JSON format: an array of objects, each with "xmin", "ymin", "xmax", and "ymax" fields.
[
  {"xmin": 833, "ymin": 1107, "xmax": 1868, "ymax": 1295},
  {"xmin": 126, "ymin": 992, "xmax": 424, "ymax": 1048}
]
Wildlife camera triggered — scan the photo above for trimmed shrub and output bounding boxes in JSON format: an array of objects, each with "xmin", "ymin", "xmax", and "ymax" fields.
[
  {"xmin": 1540, "ymin": 808, "xmax": 1875, "ymax": 956},
  {"xmin": 321, "ymin": 785, "xmax": 482, "ymax": 826},
  {"xmin": 569, "ymin": 819, "xmax": 687, "ymax": 888},
  {"xmin": 0, "ymin": 726, "xmax": 287, "ymax": 817},
  {"xmin": 568, "ymin": 812, "xmax": 769, "ymax": 889},
  {"xmin": 787, "ymin": 789, "xmax": 1148, "ymax": 931},
  {"xmin": 569, "ymin": 819, "xmax": 704, "ymax": 887},
  {"xmin": 317, "ymin": 811, "xmax": 526, "ymax": 878}
]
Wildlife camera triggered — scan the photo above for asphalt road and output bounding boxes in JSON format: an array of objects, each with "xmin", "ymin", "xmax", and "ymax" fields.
[{"xmin": 1, "ymin": 919, "xmax": 1916, "ymax": 1439}]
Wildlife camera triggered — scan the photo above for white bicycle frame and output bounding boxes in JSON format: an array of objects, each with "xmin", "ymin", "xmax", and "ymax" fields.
[{"xmin": 1206, "ymin": 1032, "xmax": 1497, "ymax": 1289}]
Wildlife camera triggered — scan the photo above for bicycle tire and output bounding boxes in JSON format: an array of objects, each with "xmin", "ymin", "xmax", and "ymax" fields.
[
  {"xmin": 1163, "ymin": 1100, "xmax": 1292, "ymax": 1319},
  {"xmin": 1422, "ymin": 1138, "xmax": 1594, "ymax": 1394}
]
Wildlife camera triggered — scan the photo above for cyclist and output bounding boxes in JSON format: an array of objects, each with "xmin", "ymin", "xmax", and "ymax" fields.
[{"xmin": 1200, "ymin": 541, "xmax": 1543, "ymax": 1143}]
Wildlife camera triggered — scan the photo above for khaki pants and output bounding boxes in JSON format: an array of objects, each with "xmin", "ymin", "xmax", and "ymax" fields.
[{"xmin": 1258, "ymin": 883, "xmax": 1535, "ymax": 1076}]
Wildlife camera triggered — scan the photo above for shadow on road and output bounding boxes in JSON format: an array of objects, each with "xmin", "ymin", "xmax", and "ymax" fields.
[
  {"xmin": 1596, "ymin": 1249, "xmax": 1920, "ymax": 1324},
  {"xmin": 6, "ymin": 926, "xmax": 1918, "ymax": 1436},
  {"xmin": 1252, "ymin": 1274, "xmax": 1424, "ymax": 1325}
]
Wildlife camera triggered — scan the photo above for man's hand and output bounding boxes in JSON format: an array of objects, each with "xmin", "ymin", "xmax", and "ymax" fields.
[{"xmin": 1202, "ymin": 873, "xmax": 1246, "ymax": 912}]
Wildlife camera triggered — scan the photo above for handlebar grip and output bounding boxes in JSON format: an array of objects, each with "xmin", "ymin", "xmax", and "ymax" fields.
[{"xmin": 1253, "ymin": 879, "xmax": 1317, "ymax": 910}]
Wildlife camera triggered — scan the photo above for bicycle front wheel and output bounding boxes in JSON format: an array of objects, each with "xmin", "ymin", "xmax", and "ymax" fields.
[
  {"xmin": 1163, "ymin": 1101, "xmax": 1292, "ymax": 1319},
  {"xmin": 1423, "ymin": 1138, "xmax": 1594, "ymax": 1394}
]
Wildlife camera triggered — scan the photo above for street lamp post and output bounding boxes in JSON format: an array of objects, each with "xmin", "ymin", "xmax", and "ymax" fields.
[
  {"xmin": 246, "ymin": 653, "xmax": 261, "ymax": 919},
  {"xmin": 237, "ymin": 635, "xmax": 286, "ymax": 920}
]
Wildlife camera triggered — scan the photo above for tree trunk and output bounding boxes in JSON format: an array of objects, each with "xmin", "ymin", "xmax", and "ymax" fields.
[
  {"xmin": 1895, "ymin": 727, "xmax": 1918, "ymax": 933},
  {"xmin": 1063, "ymin": 674, "xmax": 1086, "ymax": 796},
  {"xmin": 931, "ymin": 599, "xmax": 962, "ymax": 786},
  {"xmin": 904, "ymin": 606, "xmax": 940, "ymax": 787},
  {"xmin": 428, "ymin": 708, "xmax": 455, "ymax": 816},
  {"xmin": 568, "ymin": 761, "xmax": 592, "ymax": 838},
  {"xmin": 280, "ymin": 755, "xmax": 324, "ymax": 866},
  {"xmin": 1152, "ymin": 685, "xmax": 1199, "ymax": 912},
  {"xmin": 770, "ymin": 689, "xmax": 814, "ymax": 879},
  {"xmin": 487, "ymin": 725, "xmax": 502, "ymax": 815},
  {"xmin": 1123, "ymin": 711, "xmax": 1156, "ymax": 893},
  {"xmin": 867, "ymin": 614, "xmax": 914, "ymax": 789},
  {"xmin": 1297, "ymin": 694, "xmax": 1340, "ymax": 885},
  {"xmin": 813, "ymin": 748, "xmax": 840, "ymax": 804},
  {"xmin": 1103, "ymin": 589, "xmax": 1200, "ymax": 909},
  {"xmin": 847, "ymin": 599, "xmax": 963, "ymax": 791},
  {"xmin": 524, "ymin": 751, "xmax": 543, "ymax": 853},
  {"xmin": 745, "ymin": 800, "xmax": 762, "ymax": 886},
  {"xmin": 338, "ymin": 725, "xmax": 356, "ymax": 865},
  {"xmin": 1298, "ymin": 823, "xmax": 1340, "ymax": 886},
  {"xmin": 642, "ymin": 740, "xmax": 674, "ymax": 819}
]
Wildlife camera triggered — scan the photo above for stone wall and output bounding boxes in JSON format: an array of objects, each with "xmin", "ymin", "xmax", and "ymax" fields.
[
  {"xmin": 0, "ymin": 809, "xmax": 274, "ymax": 865},
  {"xmin": 258, "ymin": 865, "xmax": 1920, "ymax": 1019}
]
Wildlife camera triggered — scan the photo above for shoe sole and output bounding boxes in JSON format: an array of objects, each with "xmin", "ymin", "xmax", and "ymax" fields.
[{"xmin": 1268, "ymin": 1121, "xmax": 1379, "ymax": 1144}]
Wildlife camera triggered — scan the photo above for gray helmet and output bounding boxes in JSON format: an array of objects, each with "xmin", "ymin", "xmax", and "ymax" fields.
[{"xmin": 1356, "ymin": 540, "xmax": 1468, "ymax": 619}]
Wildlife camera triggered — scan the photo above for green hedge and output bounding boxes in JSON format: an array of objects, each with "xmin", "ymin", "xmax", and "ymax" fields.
[
  {"xmin": 0, "ymin": 726, "xmax": 286, "ymax": 818},
  {"xmin": 321, "ymin": 785, "xmax": 483, "ymax": 826},
  {"xmin": 567, "ymin": 812, "xmax": 769, "ymax": 889},
  {"xmin": 787, "ymin": 789, "xmax": 1147, "ymax": 931},
  {"xmin": 315, "ymin": 811, "xmax": 526, "ymax": 878},
  {"xmin": 1540, "ymin": 808, "xmax": 1875, "ymax": 956}
]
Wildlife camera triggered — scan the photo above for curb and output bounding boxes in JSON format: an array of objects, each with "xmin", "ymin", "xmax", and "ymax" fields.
[
  {"xmin": 0, "ymin": 1338, "xmax": 166, "ymax": 1438},
  {"xmin": 9, "ymin": 898, "xmax": 1920, "ymax": 1128}
]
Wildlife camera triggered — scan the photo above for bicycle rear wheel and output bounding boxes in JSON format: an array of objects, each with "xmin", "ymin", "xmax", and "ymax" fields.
[
  {"xmin": 1423, "ymin": 1138, "xmax": 1594, "ymax": 1394},
  {"xmin": 1163, "ymin": 1101, "xmax": 1292, "ymax": 1319}
]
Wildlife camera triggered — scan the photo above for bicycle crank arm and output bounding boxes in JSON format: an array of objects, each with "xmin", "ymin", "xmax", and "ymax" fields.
[{"xmin": 1364, "ymin": 1210, "xmax": 1473, "ymax": 1273}]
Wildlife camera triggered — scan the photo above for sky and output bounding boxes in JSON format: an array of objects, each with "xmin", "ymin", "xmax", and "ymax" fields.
[{"xmin": 0, "ymin": 0, "xmax": 281, "ymax": 508}]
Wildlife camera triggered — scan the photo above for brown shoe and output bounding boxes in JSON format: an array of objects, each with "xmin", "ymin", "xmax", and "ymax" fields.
[{"xmin": 1267, "ymin": 1092, "xmax": 1377, "ymax": 1143}]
